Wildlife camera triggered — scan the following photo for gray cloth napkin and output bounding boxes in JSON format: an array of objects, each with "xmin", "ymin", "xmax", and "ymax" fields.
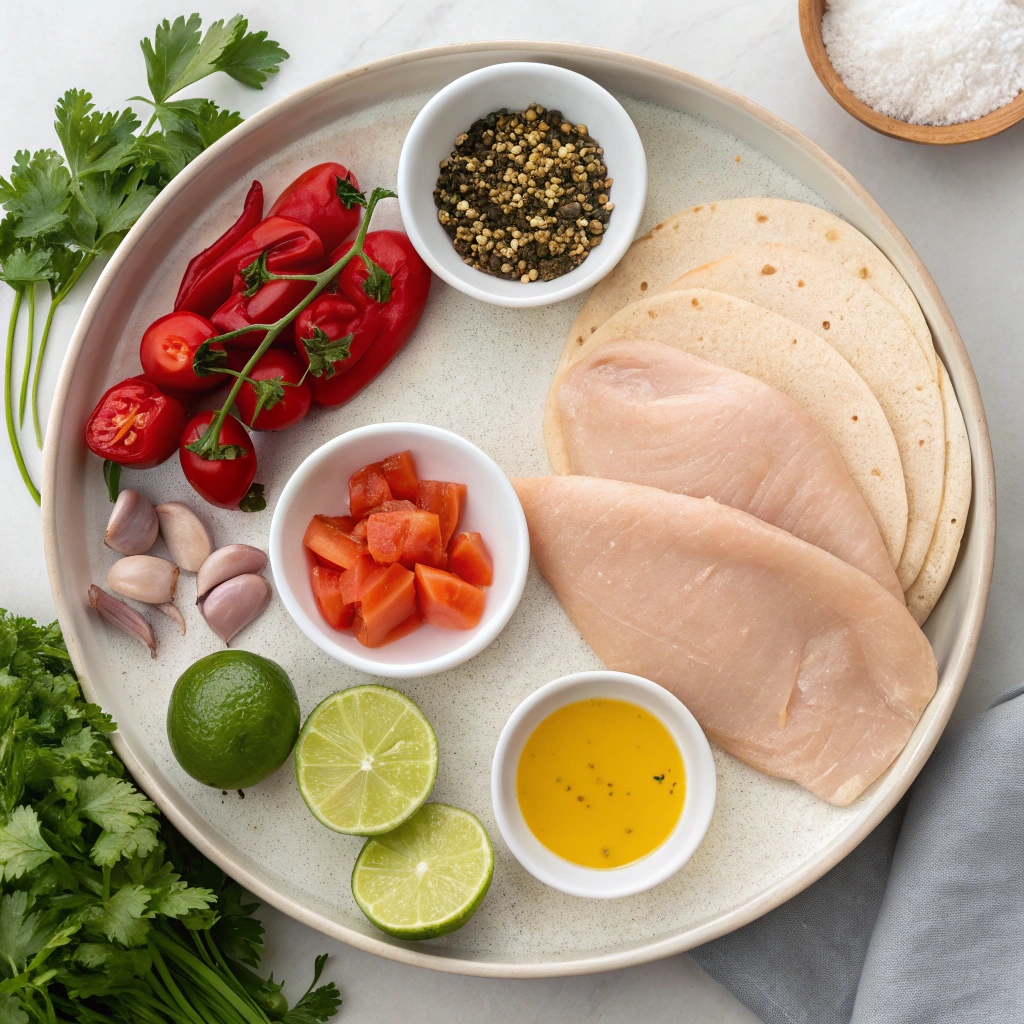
[{"xmin": 690, "ymin": 682, "xmax": 1024, "ymax": 1024}]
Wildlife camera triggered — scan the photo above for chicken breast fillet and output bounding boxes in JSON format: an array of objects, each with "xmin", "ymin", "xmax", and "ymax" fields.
[
  {"xmin": 513, "ymin": 475, "xmax": 937, "ymax": 805},
  {"xmin": 557, "ymin": 339, "xmax": 903, "ymax": 602}
]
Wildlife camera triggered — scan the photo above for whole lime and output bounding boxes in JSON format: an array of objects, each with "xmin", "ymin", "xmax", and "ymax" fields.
[{"xmin": 167, "ymin": 650, "xmax": 300, "ymax": 789}]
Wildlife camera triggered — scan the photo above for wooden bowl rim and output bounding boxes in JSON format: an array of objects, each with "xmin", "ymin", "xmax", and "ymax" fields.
[{"xmin": 799, "ymin": 0, "xmax": 1024, "ymax": 145}]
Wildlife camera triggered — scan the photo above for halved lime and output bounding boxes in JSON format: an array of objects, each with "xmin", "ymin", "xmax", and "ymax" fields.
[
  {"xmin": 294, "ymin": 684, "xmax": 437, "ymax": 835},
  {"xmin": 351, "ymin": 803, "xmax": 494, "ymax": 940}
]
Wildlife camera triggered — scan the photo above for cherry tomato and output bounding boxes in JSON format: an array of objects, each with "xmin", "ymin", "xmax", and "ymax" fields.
[
  {"xmin": 235, "ymin": 350, "xmax": 311, "ymax": 431},
  {"xmin": 179, "ymin": 410, "xmax": 258, "ymax": 509},
  {"xmin": 85, "ymin": 377, "xmax": 186, "ymax": 468},
  {"xmin": 139, "ymin": 311, "xmax": 224, "ymax": 394}
]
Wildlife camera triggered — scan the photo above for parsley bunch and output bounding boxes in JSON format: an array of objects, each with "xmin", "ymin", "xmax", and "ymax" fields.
[
  {"xmin": 0, "ymin": 610, "xmax": 340, "ymax": 1023},
  {"xmin": 0, "ymin": 14, "xmax": 289, "ymax": 504}
]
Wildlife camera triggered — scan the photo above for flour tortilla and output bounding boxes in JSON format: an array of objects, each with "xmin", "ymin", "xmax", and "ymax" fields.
[
  {"xmin": 545, "ymin": 288, "xmax": 908, "ymax": 566},
  {"xmin": 673, "ymin": 243, "xmax": 944, "ymax": 591},
  {"xmin": 567, "ymin": 197, "xmax": 938, "ymax": 379},
  {"xmin": 905, "ymin": 361, "xmax": 972, "ymax": 624}
]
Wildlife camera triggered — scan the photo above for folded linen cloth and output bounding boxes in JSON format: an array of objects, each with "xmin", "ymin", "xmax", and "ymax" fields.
[{"xmin": 690, "ymin": 683, "xmax": 1024, "ymax": 1024}]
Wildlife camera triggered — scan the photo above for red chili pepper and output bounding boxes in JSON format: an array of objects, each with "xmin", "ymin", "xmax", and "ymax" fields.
[
  {"xmin": 267, "ymin": 163, "xmax": 362, "ymax": 253},
  {"xmin": 175, "ymin": 216, "xmax": 325, "ymax": 318},
  {"xmin": 85, "ymin": 377, "xmax": 187, "ymax": 469},
  {"xmin": 211, "ymin": 275, "xmax": 321, "ymax": 349},
  {"xmin": 174, "ymin": 181, "xmax": 263, "ymax": 312},
  {"xmin": 295, "ymin": 231, "xmax": 431, "ymax": 407},
  {"xmin": 293, "ymin": 293, "xmax": 377, "ymax": 375}
]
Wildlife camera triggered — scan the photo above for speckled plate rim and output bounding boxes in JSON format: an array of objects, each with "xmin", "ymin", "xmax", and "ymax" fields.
[{"xmin": 41, "ymin": 41, "xmax": 995, "ymax": 978}]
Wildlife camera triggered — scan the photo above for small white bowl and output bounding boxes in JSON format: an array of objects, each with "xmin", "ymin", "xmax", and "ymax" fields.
[
  {"xmin": 269, "ymin": 422, "xmax": 529, "ymax": 678},
  {"xmin": 491, "ymin": 671, "xmax": 716, "ymax": 899},
  {"xmin": 397, "ymin": 61, "xmax": 647, "ymax": 307}
]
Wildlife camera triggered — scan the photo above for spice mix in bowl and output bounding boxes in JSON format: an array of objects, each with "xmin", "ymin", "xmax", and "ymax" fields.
[{"xmin": 397, "ymin": 61, "xmax": 647, "ymax": 307}]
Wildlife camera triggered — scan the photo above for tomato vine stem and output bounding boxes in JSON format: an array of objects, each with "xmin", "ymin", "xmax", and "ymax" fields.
[{"xmin": 188, "ymin": 186, "xmax": 394, "ymax": 460}]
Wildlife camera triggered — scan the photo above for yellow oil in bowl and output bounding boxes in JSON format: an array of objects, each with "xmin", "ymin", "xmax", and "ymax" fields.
[{"xmin": 516, "ymin": 698, "xmax": 684, "ymax": 869}]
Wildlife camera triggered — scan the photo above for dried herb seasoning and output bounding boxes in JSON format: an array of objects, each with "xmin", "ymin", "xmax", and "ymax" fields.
[{"xmin": 433, "ymin": 103, "xmax": 614, "ymax": 283}]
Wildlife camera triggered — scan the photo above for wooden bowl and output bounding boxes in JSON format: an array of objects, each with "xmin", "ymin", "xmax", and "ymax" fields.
[{"xmin": 799, "ymin": 0, "xmax": 1024, "ymax": 144}]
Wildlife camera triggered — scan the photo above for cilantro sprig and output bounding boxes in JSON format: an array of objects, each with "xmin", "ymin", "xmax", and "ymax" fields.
[
  {"xmin": 0, "ymin": 13, "xmax": 289, "ymax": 505},
  {"xmin": 0, "ymin": 609, "xmax": 340, "ymax": 1023}
]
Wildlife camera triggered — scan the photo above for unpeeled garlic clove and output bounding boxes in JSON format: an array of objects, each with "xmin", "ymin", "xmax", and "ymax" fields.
[
  {"xmin": 157, "ymin": 602, "xmax": 186, "ymax": 635},
  {"xmin": 89, "ymin": 585, "xmax": 157, "ymax": 658},
  {"xmin": 104, "ymin": 489, "xmax": 159, "ymax": 555},
  {"xmin": 196, "ymin": 544, "xmax": 268, "ymax": 600},
  {"xmin": 107, "ymin": 555, "xmax": 179, "ymax": 605},
  {"xmin": 155, "ymin": 502, "xmax": 212, "ymax": 572},
  {"xmin": 201, "ymin": 574, "xmax": 271, "ymax": 644}
]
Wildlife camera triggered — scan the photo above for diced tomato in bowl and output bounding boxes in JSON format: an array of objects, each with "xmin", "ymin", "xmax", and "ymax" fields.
[{"xmin": 269, "ymin": 422, "xmax": 529, "ymax": 677}]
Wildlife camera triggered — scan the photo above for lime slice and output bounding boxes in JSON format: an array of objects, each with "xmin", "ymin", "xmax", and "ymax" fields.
[
  {"xmin": 351, "ymin": 803, "xmax": 494, "ymax": 940},
  {"xmin": 295, "ymin": 684, "xmax": 437, "ymax": 835}
]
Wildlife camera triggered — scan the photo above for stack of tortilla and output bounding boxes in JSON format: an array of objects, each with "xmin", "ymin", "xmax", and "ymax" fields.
[{"xmin": 544, "ymin": 197, "xmax": 971, "ymax": 625}]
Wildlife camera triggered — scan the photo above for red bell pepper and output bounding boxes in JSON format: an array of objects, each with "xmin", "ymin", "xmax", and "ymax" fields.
[
  {"xmin": 294, "ymin": 230, "xmax": 431, "ymax": 406},
  {"xmin": 174, "ymin": 181, "xmax": 264, "ymax": 312},
  {"xmin": 267, "ymin": 162, "xmax": 362, "ymax": 253},
  {"xmin": 211, "ymin": 275, "xmax": 321, "ymax": 349},
  {"xmin": 175, "ymin": 216, "xmax": 325, "ymax": 318}
]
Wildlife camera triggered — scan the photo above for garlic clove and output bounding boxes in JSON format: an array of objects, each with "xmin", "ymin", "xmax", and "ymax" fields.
[
  {"xmin": 104, "ymin": 489, "xmax": 159, "ymax": 555},
  {"xmin": 155, "ymin": 502, "xmax": 213, "ymax": 572},
  {"xmin": 196, "ymin": 544, "xmax": 268, "ymax": 600},
  {"xmin": 201, "ymin": 574, "xmax": 271, "ymax": 644},
  {"xmin": 107, "ymin": 555, "xmax": 179, "ymax": 605},
  {"xmin": 89, "ymin": 585, "xmax": 157, "ymax": 657},
  {"xmin": 157, "ymin": 602, "xmax": 186, "ymax": 635}
]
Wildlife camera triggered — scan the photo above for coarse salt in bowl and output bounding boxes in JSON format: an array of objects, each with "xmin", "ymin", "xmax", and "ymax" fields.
[
  {"xmin": 269, "ymin": 422, "xmax": 529, "ymax": 678},
  {"xmin": 397, "ymin": 61, "xmax": 648, "ymax": 307}
]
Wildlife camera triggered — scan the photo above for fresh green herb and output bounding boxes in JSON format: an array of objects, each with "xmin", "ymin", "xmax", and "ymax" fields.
[
  {"xmin": 653, "ymin": 774, "xmax": 665, "ymax": 783},
  {"xmin": 103, "ymin": 460, "xmax": 122, "ymax": 503},
  {"xmin": 0, "ymin": 609, "xmax": 340, "ymax": 1023},
  {"xmin": 0, "ymin": 14, "xmax": 289, "ymax": 505},
  {"xmin": 237, "ymin": 483, "xmax": 267, "ymax": 514},
  {"xmin": 299, "ymin": 327, "xmax": 353, "ymax": 380}
]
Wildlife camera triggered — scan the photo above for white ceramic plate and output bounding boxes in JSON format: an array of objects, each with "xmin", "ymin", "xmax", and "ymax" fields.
[{"xmin": 42, "ymin": 43, "xmax": 994, "ymax": 978}]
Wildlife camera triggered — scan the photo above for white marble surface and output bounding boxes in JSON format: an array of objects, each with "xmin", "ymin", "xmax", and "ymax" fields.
[{"xmin": 3, "ymin": 1, "xmax": 1021, "ymax": 1020}]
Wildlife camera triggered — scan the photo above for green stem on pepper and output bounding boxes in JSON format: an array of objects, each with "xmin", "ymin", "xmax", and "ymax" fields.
[
  {"xmin": 187, "ymin": 186, "xmax": 395, "ymax": 461},
  {"xmin": 4, "ymin": 288, "xmax": 40, "ymax": 504}
]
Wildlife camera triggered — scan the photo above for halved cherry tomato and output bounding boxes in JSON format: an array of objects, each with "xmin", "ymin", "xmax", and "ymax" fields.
[
  {"xmin": 303, "ymin": 515, "xmax": 367, "ymax": 570},
  {"xmin": 414, "ymin": 564, "xmax": 485, "ymax": 630},
  {"xmin": 179, "ymin": 411, "xmax": 258, "ymax": 509},
  {"xmin": 349, "ymin": 462, "xmax": 392, "ymax": 517},
  {"xmin": 366, "ymin": 508, "xmax": 445, "ymax": 570},
  {"xmin": 139, "ymin": 311, "xmax": 224, "ymax": 395},
  {"xmin": 417, "ymin": 480, "xmax": 467, "ymax": 547},
  {"xmin": 448, "ymin": 532, "xmax": 493, "ymax": 587},
  {"xmin": 235, "ymin": 350, "xmax": 311, "ymax": 432},
  {"xmin": 311, "ymin": 565, "xmax": 355, "ymax": 629},
  {"xmin": 355, "ymin": 562, "xmax": 417, "ymax": 647},
  {"xmin": 381, "ymin": 450, "xmax": 419, "ymax": 500},
  {"xmin": 267, "ymin": 162, "xmax": 362, "ymax": 253},
  {"xmin": 85, "ymin": 376, "xmax": 186, "ymax": 468}
]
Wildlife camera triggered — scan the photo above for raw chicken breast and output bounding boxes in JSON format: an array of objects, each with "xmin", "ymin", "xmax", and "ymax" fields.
[
  {"xmin": 513, "ymin": 476, "xmax": 937, "ymax": 805},
  {"xmin": 558, "ymin": 339, "xmax": 903, "ymax": 601}
]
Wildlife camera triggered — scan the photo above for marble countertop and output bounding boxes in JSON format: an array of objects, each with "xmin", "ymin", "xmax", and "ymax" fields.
[{"xmin": 4, "ymin": 2, "xmax": 1021, "ymax": 1020}]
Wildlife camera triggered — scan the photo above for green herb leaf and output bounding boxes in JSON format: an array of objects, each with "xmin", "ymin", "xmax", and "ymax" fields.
[
  {"xmin": 53, "ymin": 90, "xmax": 140, "ymax": 180},
  {"xmin": 76, "ymin": 775, "xmax": 157, "ymax": 837},
  {"xmin": 90, "ymin": 884, "xmax": 150, "ymax": 947},
  {"xmin": 360, "ymin": 255, "xmax": 392, "ymax": 303},
  {"xmin": 0, "ymin": 150, "xmax": 71, "ymax": 238},
  {"xmin": 0, "ymin": 248, "xmax": 53, "ymax": 287},
  {"xmin": 0, "ymin": 807, "xmax": 55, "ymax": 881},
  {"xmin": 141, "ymin": 14, "xmax": 286, "ymax": 103},
  {"xmin": 238, "ymin": 483, "xmax": 266, "ymax": 513},
  {"xmin": 102, "ymin": 460, "xmax": 120, "ymax": 503},
  {"xmin": 300, "ymin": 326, "xmax": 353, "ymax": 378},
  {"xmin": 282, "ymin": 953, "xmax": 342, "ymax": 1024},
  {"xmin": 217, "ymin": 22, "xmax": 290, "ymax": 89},
  {"xmin": 0, "ymin": 892, "xmax": 56, "ymax": 975}
]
